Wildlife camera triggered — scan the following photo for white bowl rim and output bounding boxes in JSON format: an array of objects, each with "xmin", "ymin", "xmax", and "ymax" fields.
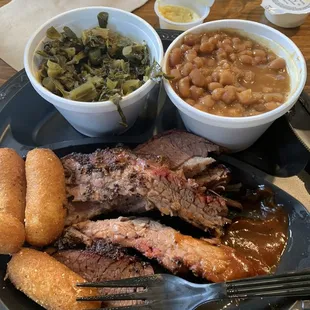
[
  {"xmin": 163, "ymin": 19, "xmax": 307, "ymax": 125},
  {"xmin": 24, "ymin": 6, "xmax": 164, "ymax": 109},
  {"xmin": 154, "ymin": 0, "xmax": 210, "ymax": 26}
]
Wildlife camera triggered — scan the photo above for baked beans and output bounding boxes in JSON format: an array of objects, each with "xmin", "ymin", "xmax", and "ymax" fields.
[{"xmin": 168, "ymin": 30, "xmax": 290, "ymax": 117}]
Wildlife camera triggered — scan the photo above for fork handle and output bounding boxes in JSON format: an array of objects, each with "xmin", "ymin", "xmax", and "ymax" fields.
[
  {"xmin": 225, "ymin": 270, "xmax": 310, "ymax": 299},
  {"xmin": 196, "ymin": 270, "xmax": 310, "ymax": 308}
]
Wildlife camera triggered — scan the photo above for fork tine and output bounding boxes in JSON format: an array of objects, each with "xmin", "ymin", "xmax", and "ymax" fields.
[
  {"xmin": 77, "ymin": 291, "xmax": 151, "ymax": 302},
  {"xmin": 77, "ymin": 275, "xmax": 163, "ymax": 288}
]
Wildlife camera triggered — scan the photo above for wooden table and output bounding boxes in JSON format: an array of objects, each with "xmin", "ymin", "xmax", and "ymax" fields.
[{"xmin": 0, "ymin": 0, "xmax": 309, "ymax": 93}]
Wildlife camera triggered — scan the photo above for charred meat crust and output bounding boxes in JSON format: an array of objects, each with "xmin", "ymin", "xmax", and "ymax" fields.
[
  {"xmin": 53, "ymin": 241, "xmax": 154, "ymax": 307},
  {"xmin": 62, "ymin": 148, "xmax": 229, "ymax": 234}
]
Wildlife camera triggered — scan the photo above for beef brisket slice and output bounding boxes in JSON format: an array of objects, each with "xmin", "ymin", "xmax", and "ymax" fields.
[
  {"xmin": 61, "ymin": 217, "xmax": 264, "ymax": 282},
  {"xmin": 62, "ymin": 148, "xmax": 229, "ymax": 234},
  {"xmin": 134, "ymin": 130, "xmax": 222, "ymax": 169},
  {"xmin": 180, "ymin": 157, "xmax": 216, "ymax": 178},
  {"xmin": 195, "ymin": 164, "xmax": 231, "ymax": 192},
  {"xmin": 135, "ymin": 130, "xmax": 230, "ymax": 190},
  {"xmin": 54, "ymin": 243, "xmax": 153, "ymax": 307}
]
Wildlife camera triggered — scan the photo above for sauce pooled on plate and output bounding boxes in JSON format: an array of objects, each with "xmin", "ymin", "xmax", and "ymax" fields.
[{"xmin": 222, "ymin": 186, "xmax": 288, "ymax": 273}]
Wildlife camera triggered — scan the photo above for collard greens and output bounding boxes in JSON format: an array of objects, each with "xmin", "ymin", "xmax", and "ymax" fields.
[{"xmin": 36, "ymin": 11, "xmax": 164, "ymax": 126}]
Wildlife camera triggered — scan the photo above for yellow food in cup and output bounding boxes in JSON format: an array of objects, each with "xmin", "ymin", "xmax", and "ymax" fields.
[{"xmin": 158, "ymin": 5, "xmax": 199, "ymax": 23}]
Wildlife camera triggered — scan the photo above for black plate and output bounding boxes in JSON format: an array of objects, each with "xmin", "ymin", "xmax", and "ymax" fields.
[
  {"xmin": 286, "ymin": 91, "xmax": 310, "ymax": 153},
  {"xmin": 0, "ymin": 29, "xmax": 309, "ymax": 310},
  {"xmin": 0, "ymin": 143, "xmax": 309, "ymax": 310}
]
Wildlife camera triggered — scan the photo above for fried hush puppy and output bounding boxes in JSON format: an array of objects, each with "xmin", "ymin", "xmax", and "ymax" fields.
[
  {"xmin": 0, "ymin": 213, "xmax": 25, "ymax": 254},
  {"xmin": 7, "ymin": 248, "xmax": 101, "ymax": 310},
  {"xmin": 0, "ymin": 148, "xmax": 26, "ymax": 254},
  {"xmin": 25, "ymin": 149, "xmax": 67, "ymax": 247}
]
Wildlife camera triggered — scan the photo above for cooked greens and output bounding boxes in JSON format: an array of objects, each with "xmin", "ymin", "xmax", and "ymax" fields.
[{"xmin": 36, "ymin": 12, "xmax": 162, "ymax": 126}]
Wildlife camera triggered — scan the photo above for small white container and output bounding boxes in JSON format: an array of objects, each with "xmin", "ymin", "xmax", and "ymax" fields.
[
  {"xmin": 154, "ymin": 0, "xmax": 214, "ymax": 31},
  {"xmin": 24, "ymin": 7, "xmax": 163, "ymax": 137},
  {"xmin": 163, "ymin": 19, "xmax": 307, "ymax": 152},
  {"xmin": 261, "ymin": 0, "xmax": 309, "ymax": 28},
  {"xmin": 264, "ymin": 11, "xmax": 308, "ymax": 28}
]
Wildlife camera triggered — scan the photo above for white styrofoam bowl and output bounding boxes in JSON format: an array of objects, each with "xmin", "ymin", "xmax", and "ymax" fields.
[
  {"xmin": 163, "ymin": 19, "xmax": 307, "ymax": 152},
  {"xmin": 24, "ymin": 7, "xmax": 164, "ymax": 137}
]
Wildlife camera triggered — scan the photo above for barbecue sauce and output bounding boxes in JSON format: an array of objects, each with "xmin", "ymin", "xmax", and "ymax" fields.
[{"xmin": 222, "ymin": 186, "xmax": 288, "ymax": 273}]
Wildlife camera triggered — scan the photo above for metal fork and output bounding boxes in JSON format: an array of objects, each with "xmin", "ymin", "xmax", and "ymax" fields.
[{"xmin": 77, "ymin": 270, "xmax": 310, "ymax": 310}]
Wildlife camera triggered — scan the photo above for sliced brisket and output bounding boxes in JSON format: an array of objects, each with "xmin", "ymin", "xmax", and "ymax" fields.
[
  {"xmin": 60, "ymin": 217, "xmax": 265, "ymax": 282},
  {"xmin": 135, "ymin": 130, "xmax": 222, "ymax": 169},
  {"xmin": 135, "ymin": 130, "xmax": 230, "ymax": 191},
  {"xmin": 195, "ymin": 164, "xmax": 231, "ymax": 192},
  {"xmin": 54, "ymin": 242, "xmax": 154, "ymax": 307},
  {"xmin": 180, "ymin": 157, "xmax": 216, "ymax": 178},
  {"xmin": 62, "ymin": 148, "xmax": 229, "ymax": 235}
]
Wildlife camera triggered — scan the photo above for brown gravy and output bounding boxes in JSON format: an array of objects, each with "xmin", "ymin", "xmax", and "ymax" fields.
[{"xmin": 222, "ymin": 186, "xmax": 288, "ymax": 273}]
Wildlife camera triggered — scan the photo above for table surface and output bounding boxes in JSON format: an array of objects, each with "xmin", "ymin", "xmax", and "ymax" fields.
[
  {"xmin": 0, "ymin": 0, "xmax": 310, "ymax": 92},
  {"xmin": 0, "ymin": 0, "xmax": 309, "ymax": 208}
]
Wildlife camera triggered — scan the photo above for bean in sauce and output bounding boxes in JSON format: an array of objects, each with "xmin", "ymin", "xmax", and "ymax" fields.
[{"xmin": 168, "ymin": 30, "xmax": 290, "ymax": 117}]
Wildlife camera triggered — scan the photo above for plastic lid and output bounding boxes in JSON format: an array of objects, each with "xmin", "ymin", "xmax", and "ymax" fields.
[{"xmin": 261, "ymin": 0, "xmax": 310, "ymax": 14}]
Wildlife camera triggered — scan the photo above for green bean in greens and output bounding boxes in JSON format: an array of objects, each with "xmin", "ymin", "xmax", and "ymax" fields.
[{"xmin": 36, "ymin": 11, "xmax": 169, "ymax": 126}]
